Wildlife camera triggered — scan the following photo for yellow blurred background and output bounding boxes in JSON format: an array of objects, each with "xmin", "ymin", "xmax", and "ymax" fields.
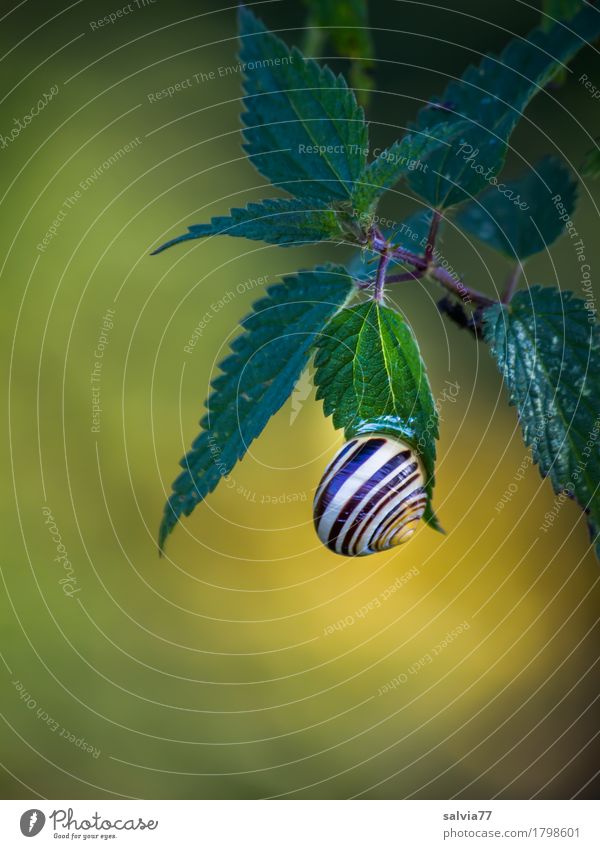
[{"xmin": 1, "ymin": 0, "xmax": 599, "ymax": 799}]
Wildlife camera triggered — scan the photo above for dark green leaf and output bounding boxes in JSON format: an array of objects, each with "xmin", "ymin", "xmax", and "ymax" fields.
[
  {"xmin": 582, "ymin": 140, "xmax": 600, "ymax": 179},
  {"xmin": 455, "ymin": 156, "xmax": 578, "ymax": 260},
  {"xmin": 407, "ymin": 121, "xmax": 503, "ymax": 212},
  {"xmin": 303, "ymin": 0, "xmax": 375, "ymax": 106},
  {"xmin": 239, "ymin": 6, "xmax": 367, "ymax": 204},
  {"xmin": 152, "ymin": 198, "xmax": 350, "ymax": 253},
  {"xmin": 408, "ymin": 5, "xmax": 600, "ymax": 209},
  {"xmin": 541, "ymin": 1, "xmax": 583, "ymax": 85},
  {"xmin": 159, "ymin": 264, "xmax": 354, "ymax": 549},
  {"xmin": 484, "ymin": 286, "xmax": 600, "ymax": 557},
  {"xmin": 352, "ymin": 122, "xmax": 469, "ymax": 214},
  {"xmin": 314, "ymin": 301, "xmax": 440, "ymax": 528}
]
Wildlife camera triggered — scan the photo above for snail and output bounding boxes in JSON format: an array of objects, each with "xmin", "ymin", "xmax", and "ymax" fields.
[{"xmin": 313, "ymin": 435, "xmax": 427, "ymax": 556}]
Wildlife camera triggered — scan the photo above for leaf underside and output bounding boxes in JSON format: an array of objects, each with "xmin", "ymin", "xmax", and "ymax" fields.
[
  {"xmin": 484, "ymin": 286, "xmax": 600, "ymax": 557},
  {"xmin": 313, "ymin": 301, "xmax": 440, "ymax": 529},
  {"xmin": 159, "ymin": 264, "xmax": 354, "ymax": 549}
]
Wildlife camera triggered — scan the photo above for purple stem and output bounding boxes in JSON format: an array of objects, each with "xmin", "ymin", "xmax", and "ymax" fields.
[
  {"xmin": 386, "ymin": 269, "xmax": 426, "ymax": 284},
  {"xmin": 371, "ymin": 227, "xmax": 428, "ymax": 270},
  {"xmin": 424, "ymin": 210, "xmax": 442, "ymax": 265},
  {"xmin": 502, "ymin": 263, "xmax": 522, "ymax": 304},
  {"xmin": 389, "ymin": 245, "xmax": 428, "ymax": 269},
  {"xmin": 431, "ymin": 266, "xmax": 495, "ymax": 307},
  {"xmin": 374, "ymin": 250, "xmax": 392, "ymax": 303},
  {"xmin": 368, "ymin": 213, "xmax": 495, "ymax": 310}
]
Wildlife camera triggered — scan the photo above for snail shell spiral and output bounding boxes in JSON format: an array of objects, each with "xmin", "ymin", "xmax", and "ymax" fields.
[{"xmin": 313, "ymin": 435, "xmax": 427, "ymax": 556}]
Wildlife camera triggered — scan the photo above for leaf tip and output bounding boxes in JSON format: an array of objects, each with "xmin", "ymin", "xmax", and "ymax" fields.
[
  {"xmin": 158, "ymin": 497, "xmax": 181, "ymax": 553},
  {"xmin": 425, "ymin": 503, "xmax": 445, "ymax": 535},
  {"xmin": 157, "ymin": 520, "xmax": 170, "ymax": 555},
  {"xmin": 238, "ymin": 3, "xmax": 261, "ymax": 32},
  {"xmin": 151, "ymin": 230, "xmax": 196, "ymax": 255}
]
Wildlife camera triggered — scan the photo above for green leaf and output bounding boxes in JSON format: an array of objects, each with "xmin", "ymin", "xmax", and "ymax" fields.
[
  {"xmin": 484, "ymin": 286, "xmax": 600, "ymax": 557},
  {"xmin": 303, "ymin": 0, "xmax": 375, "ymax": 106},
  {"xmin": 582, "ymin": 140, "xmax": 600, "ymax": 179},
  {"xmin": 238, "ymin": 6, "xmax": 367, "ymax": 204},
  {"xmin": 542, "ymin": 0, "xmax": 583, "ymax": 29},
  {"xmin": 408, "ymin": 5, "xmax": 600, "ymax": 209},
  {"xmin": 455, "ymin": 156, "xmax": 578, "ymax": 260},
  {"xmin": 152, "ymin": 198, "xmax": 350, "ymax": 253},
  {"xmin": 540, "ymin": 1, "xmax": 583, "ymax": 84},
  {"xmin": 352, "ymin": 122, "xmax": 469, "ymax": 214},
  {"xmin": 159, "ymin": 264, "xmax": 354, "ymax": 549},
  {"xmin": 314, "ymin": 301, "xmax": 440, "ymax": 528},
  {"xmin": 407, "ymin": 119, "xmax": 504, "ymax": 212}
]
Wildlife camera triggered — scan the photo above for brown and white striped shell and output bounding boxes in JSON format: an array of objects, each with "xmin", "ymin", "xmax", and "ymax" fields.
[{"xmin": 313, "ymin": 435, "xmax": 427, "ymax": 556}]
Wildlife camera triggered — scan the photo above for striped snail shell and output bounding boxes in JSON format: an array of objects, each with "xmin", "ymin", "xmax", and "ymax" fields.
[{"xmin": 313, "ymin": 435, "xmax": 427, "ymax": 556}]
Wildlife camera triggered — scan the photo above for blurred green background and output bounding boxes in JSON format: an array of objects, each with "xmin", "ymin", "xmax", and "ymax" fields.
[{"xmin": 2, "ymin": 0, "xmax": 599, "ymax": 799}]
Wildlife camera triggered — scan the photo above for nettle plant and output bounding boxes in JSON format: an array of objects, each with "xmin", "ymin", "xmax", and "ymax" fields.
[{"xmin": 154, "ymin": 5, "xmax": 600, "ymax": 558}]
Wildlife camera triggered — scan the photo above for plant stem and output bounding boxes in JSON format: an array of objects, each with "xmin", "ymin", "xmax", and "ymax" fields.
[
  {"xmin": 371, "ymin": 228, "xmax": 427, "ymax": 269},
  {"xmin": 502, "ymin": 263, "xmax": 522, "ymax": 303},
  {"xmin": 374, "ymin": 250, "xmax": 392, "ymax": 303},
  {"xmin": 386, "ymin": 269, "xmax": 426, "ymax": 284},
  {"xmin": 388, "ymin": 244, "xmax": 428, "ymax": 269},
  {"xmin": 386, "ymin": 263, "xmax": 493, "ymax": 307},
  {"xmin": 424, "ymin": 210, "xmax": 442, "ymax": 265},
  {"xmin": 431, "ymin": 265, "xmax": 495, "ymax": 307},
  {"xmin": 302, "ymin": 27, "xmax": 326, "ymax": 58},
  {"xmin": 367, "ymin": 210, "xmax": 494, "ymax": 312}
]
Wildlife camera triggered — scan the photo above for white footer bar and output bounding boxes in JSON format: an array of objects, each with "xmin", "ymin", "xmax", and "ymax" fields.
[{"xmin": 0, "ymin": 800, "xmax": 597, "ymax": 847}]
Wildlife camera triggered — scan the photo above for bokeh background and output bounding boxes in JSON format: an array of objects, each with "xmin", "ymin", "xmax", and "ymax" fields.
[{"xmin": 2, "ymin": 0, "xmax": 600, "ymax": 799}]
